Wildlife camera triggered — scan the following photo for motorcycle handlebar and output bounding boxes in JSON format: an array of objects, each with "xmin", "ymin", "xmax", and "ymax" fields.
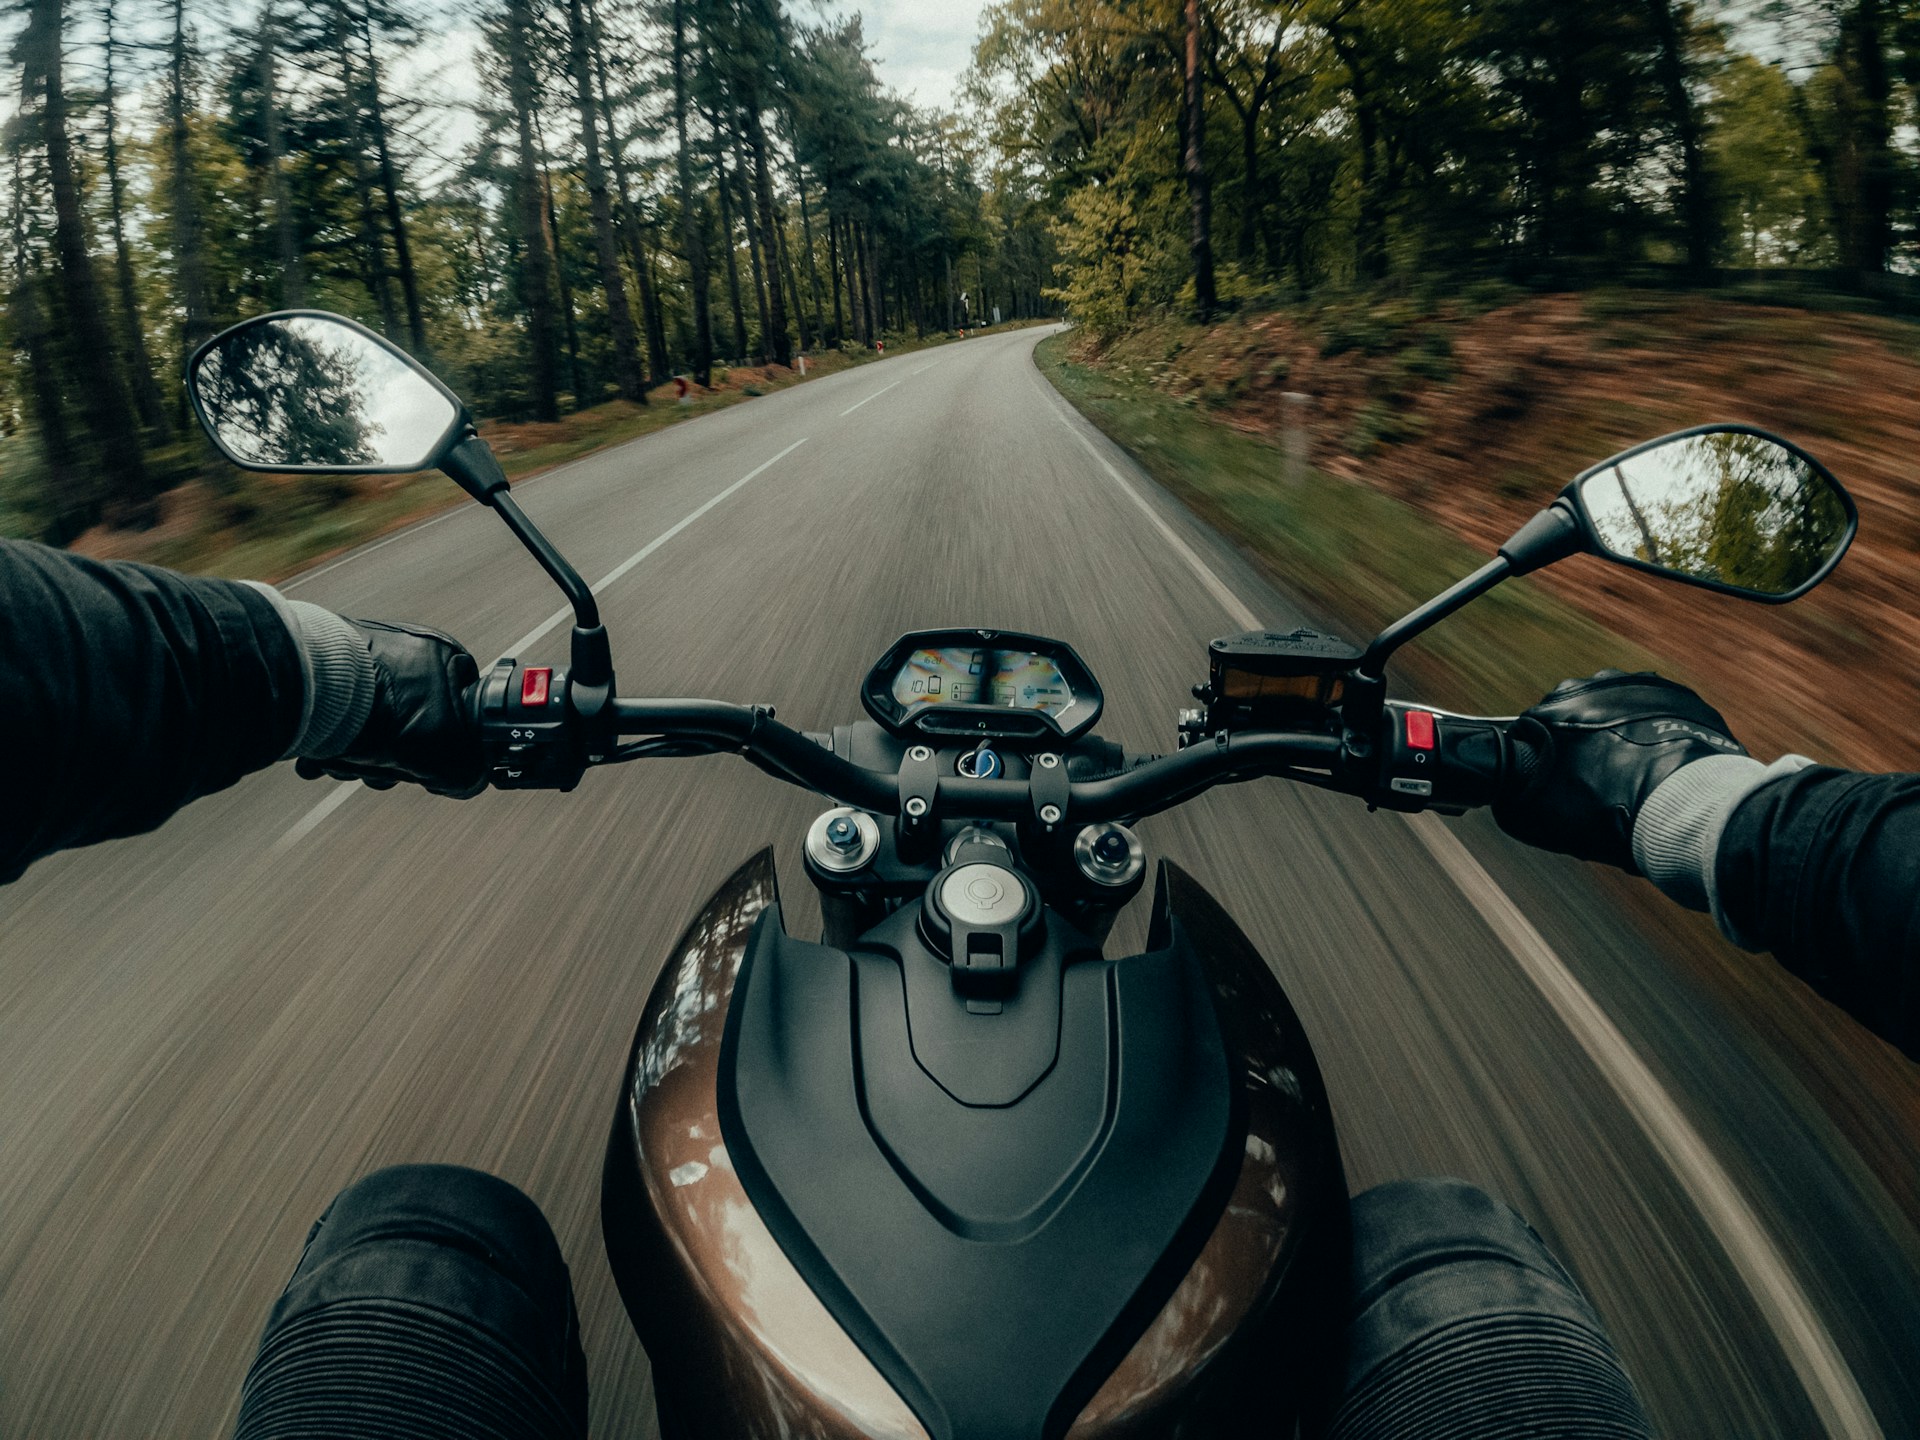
[{"xmin": 605, "ymin": 699, "xmax": 1445, "ymax": 823}]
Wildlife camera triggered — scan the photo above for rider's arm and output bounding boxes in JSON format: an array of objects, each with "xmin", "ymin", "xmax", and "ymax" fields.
[
  {"xmin": 1636, "ymin": 760, "xmax": 1920, "ymax": 1058},
  {"xmin": 0, "ymin": 539, "xmax": 477, "ymax": 883},
  {"xmin": 1491, "ymin": 668, "xmax": 1918, "ymax": 1060}
]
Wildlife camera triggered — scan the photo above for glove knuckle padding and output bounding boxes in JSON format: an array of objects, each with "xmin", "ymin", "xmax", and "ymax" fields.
[
  {"xmin": 1494, "ymin": 671, "xmax": 1745, "ymax": 872},
  {"xmin": 324, "ymin": 620, "xmax": 486, "ymax": 797}
]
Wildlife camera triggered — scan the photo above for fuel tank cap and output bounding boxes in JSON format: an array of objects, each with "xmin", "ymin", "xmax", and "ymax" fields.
[
  {"xmin": 941, "ymin": 864, "xmax": 1027, "ymax": 927},
  {"xmin": 921, "ymin": 859, "xmax": 1042, "ymax": 995}
]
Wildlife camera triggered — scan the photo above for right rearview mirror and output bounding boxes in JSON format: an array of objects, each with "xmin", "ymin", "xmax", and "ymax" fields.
[{"xmin": 1570, "ymin": 425, "xmax": 1856, "ymax": 602}]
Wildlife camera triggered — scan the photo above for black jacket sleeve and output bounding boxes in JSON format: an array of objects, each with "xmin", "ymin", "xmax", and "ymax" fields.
[
  {"xmin": 1717, "ymin": 766, "xmax": 1920, "ymax": 1059},
  {"xmin": 0, "ymin": 539, "xmax": 304, "ymax": 882}
]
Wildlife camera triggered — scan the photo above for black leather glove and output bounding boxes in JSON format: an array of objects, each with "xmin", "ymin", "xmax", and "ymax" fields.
[
  {"xmin": 295, "ymin": 619, "xmax": 486, "ymax": 798},
  {"xmin": 1494, "ymin": 670, "xmax": 1746, "ymax": 871}
]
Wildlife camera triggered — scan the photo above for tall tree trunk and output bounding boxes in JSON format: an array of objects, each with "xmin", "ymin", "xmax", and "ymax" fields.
[
  {"xmin": 1841, "ymin": 0, "xmax": 1897, "ymax": 272},
  {"xmin": 102, "ymin": 0, "xmax": 170, "ymax": 437},
  {"xmin": 670, "ymin": 0, "xmax": 712, "ymax": 385},
  {"xmin": 334, "ymin": 4, "xmax": 398, "ymax": 339},
  {"xmin": 527, "ymin": 98, "xmax": 584, "ymax": 402},
  {"xmin": 589, "ymin": 0, "xmax": 666, "ymax": 383},
  {"xmin": 259, "ymin": 5, "xmax": 303, "ymax": 306},
  {"xmin": 1644, "ymin": 0, "xmax": 1715, "ymax": 278},
  {"xmin": 357, "ymin": 18, "xmax": 427, "ymax": 353},
  {"xmin": 851, "ymin": 216, "xmax": 872, "ymax": 341},
  {"xmin": 792, "ymin": 154, "xmax": 826, "ymax": 348},
  {"xmin": 535, "ymin": 139, "xmax": 585, "ymax": 402},
  {"xmin": 169, "ymin": 0, "xmax": 212, "ymax": 376},
  {"xmin": 827, "ymin": 205, "xmax": 846, "ymax": 342},
  {"xmin": 1238, "ymin": 108, "xmax": 1262, "ymax": 267},
  {"xmin": 34, "ymin": 0, "xmax": 151, "ymax": 528},
  {"xmin": 727, "ymin": 117, "xmax": 772, "ymax": 362},
  {"xmin": 504, "ymin": 0, "xmax": 560, "ymax": 419},
  {"xmin": 742, "ymin": 105, "xmax": 791, "ymax": 366},
  {"xmin": 565, "ymin": 0, "xmax": 643, "ymax": 400},
  {"xmin": 713, "ymin": 141, "xmax": 751, "ymax": 361},
  {"xmin": 1331, "ymin": 26, "xmax": 1386, "ymax": 281},
  {"xmin": 774, "ymin": 196, "xmax": 807, "ymax": 352},
  {"xmin": 1182, "ymin": 0, "xmax": 1218, "ymax": 318},
  {"xmin": 10, "ymin": 137, "xmax": 84, "ymax": 532},
  {"xmin": 858, "ymin": 221, "xmax": 882, "ymax": 335}
]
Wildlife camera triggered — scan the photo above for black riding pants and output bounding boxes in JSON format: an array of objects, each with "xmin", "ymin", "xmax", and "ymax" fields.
[
  {"xmin": 232, "ymin": 1165, "xmax": 587, "ymax": 1439},
  {"xmin": 233, "ymin": 1168, "xmax": 1650, "ymax": 1438}
]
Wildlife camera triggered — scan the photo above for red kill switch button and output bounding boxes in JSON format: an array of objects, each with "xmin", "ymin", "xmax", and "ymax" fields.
[
  {"xmin": 521, "ymin": 667, "xmax": 552, "ymax": 708},
  {"xmin": 1405, "ymin": 709, "xmax": 1436, "ymax": 751}
]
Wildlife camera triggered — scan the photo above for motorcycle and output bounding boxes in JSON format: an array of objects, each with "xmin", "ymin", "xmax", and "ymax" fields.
[{"xmin": 186, "ymin": 311, "xmax": 1857, "ymax": 1440}]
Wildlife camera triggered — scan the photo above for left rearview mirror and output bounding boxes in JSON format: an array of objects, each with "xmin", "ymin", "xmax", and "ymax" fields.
[
  {"xmin": 188, "ymin": 311, "xmax": 463, "ymax": 473},
  {"xmin": 1570, "ymin": 425, "xmax": 1856, "ymax": 603}
]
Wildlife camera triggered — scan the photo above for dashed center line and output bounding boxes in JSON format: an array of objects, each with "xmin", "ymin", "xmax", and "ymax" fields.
[
  {"xmin": 269, "ymin": 437, "xmax": 811, "ymax": 854},
  {"xmin": 840, "ymin": 380, "xmax": 902, "ymax": 416}
]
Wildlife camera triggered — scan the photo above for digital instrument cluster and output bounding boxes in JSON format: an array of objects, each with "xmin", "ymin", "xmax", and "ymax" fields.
[{"xmin": 862, "ymin": 630, "xmax": 1103, "ymax": 741}]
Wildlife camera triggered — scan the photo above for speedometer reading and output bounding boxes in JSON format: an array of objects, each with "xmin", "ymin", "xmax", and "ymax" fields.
[{"xmin": 890, "ymin": 647, "xmax": 1075, "ymax": 717}]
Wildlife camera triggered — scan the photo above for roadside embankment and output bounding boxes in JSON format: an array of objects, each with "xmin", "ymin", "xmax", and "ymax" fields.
[
  {"xmin": 1038, "ymin": 292, "xmax": 1920, "ymax": 773},
  {"xmin": 1038, "ymin": 297, "xmax": 1920, "ymax": 1231}
]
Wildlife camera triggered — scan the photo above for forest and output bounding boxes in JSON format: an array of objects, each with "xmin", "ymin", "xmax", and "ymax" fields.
[
  {"xmin": 978, "ymin": 0, "xmax": 1920, "ymax": 326},
  {"xmin": 1, "ymin": 0, "xmax": 1055, "ymax": 543},
  {"xmin": 3, "ymin": 0, "xmax": 1918, "ymax": 546}
]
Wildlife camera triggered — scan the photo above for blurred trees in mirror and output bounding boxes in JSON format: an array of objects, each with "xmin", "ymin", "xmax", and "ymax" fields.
[{"xmin": 1581, "ymin": 430, "xmax": 1852, "ymax": 596}]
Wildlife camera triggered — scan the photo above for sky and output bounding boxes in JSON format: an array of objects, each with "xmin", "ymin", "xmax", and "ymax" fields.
[{"xmin": 815, "ymin": 0, "xmax": 992, "ymax": 109}]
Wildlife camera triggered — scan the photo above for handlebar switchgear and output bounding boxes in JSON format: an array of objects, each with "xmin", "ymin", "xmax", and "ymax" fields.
[
  {"xmin": 1376, "ymin": 702, "xmax": 1510, "ymax": 814},
  {"xmin": 479, "ymin": 658, "xmax": 588, "ymax": 791}
]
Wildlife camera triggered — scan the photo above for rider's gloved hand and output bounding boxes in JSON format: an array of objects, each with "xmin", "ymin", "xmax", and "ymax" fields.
[
  {"xmin": 295, "ymin": 619, "xmax": 486, "ymax": 797},
  {"xmin": 242, "ymin": 585, "xmax": 486, "ymax": 798},
  {"xmin": 1494, "ymin": 670, "xmax": 1746, "ymax": 871}
]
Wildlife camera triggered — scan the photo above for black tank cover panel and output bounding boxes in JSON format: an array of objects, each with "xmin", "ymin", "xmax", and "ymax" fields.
[{"xmin": 716, "ymin": 871, "xmax": 1242, "ymax": 1440}]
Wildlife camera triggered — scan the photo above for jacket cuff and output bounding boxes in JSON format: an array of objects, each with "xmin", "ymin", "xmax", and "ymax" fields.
[
  {"xmin": 241, "ymin": 582, "xmax": 377, "ymax": 759},
  {"xmin": 1633, "ymin": 754, "xmax": 1813, "ymax": 937}
]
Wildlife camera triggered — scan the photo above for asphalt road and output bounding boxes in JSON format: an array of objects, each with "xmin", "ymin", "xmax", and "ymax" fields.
[{"xmin": 2, "ymin": 327, "xmax": 1916, "ymax": 1438}]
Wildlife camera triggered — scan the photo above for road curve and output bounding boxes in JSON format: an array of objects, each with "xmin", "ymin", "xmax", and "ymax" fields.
[{"xmin": 0, "ymin": 327, "xmax": 1915, "ymax": 1437}]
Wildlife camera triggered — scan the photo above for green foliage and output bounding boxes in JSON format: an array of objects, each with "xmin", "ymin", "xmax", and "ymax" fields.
[
  {"xmin": 1709, "ymin": 53, "xmax": 1832, "ymax": 266},
  {"xmin": 979, "ymin": 0, "xmax": 1920, "ymax": 326}
]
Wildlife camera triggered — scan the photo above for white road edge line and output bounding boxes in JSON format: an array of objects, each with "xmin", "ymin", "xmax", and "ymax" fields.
[
  {"xmin": 840, "ymin": 379, "xmax": 902, "ymax": 416},
  {"xmin": 1402, "ymin": 812, "xmax": 1880, "ymax": 1439},
  {"xmin": 270, "ymin": 437, "xmax": 812, "ymax": 854},
  {"xmin": 1047, "ymin": 396, "xmax": 1881, "ymax": 1439}
]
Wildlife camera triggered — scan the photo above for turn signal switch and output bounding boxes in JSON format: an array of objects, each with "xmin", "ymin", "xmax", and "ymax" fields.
[{"xmin": 478, "ymin": 658, "xmax": 587, "ymax": 790}]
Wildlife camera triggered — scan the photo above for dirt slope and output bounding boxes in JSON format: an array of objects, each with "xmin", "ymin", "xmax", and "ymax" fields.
[{"xmin": 1078, "ymin": 292, "xmax": 1920, "ymax": 770}]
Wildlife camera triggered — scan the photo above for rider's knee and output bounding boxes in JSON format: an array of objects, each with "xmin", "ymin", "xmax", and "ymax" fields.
[
  {"xmin": 286, "ymin": 1163, "xmax": 575, "ymax": 1316},
  {"xmin": 236, "ymin": 1164, "xmax": 587, "ymax": 1440},
  {"xmin": 1321, "ymin": 1177, "xmax": 1654, "ymax": 1439}
]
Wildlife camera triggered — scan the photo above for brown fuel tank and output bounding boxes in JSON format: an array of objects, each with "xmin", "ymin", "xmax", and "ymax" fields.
[{"xmin": 602, "ymin": 851, "xmax": 1345, "ymax": 1440}]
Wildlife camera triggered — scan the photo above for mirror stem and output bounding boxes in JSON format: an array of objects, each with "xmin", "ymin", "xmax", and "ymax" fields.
[
  {"xmin": 1358, "ymin": 556, "xmax": 1511, "ymax": 679},
  {"xmin": 493, "ymin": 492, "xmax": 602, "ymax": 634}
]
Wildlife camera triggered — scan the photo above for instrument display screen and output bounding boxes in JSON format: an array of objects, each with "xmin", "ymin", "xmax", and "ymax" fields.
[
  {"xmin": 862, "ymin": 629, "xmax": 1103, "ymax": 741},
  {"xmin": 888, "ymin": 647, "xmax": 1075, "ymax": 716}
]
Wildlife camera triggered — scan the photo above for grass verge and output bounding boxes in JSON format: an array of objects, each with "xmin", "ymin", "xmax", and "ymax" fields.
[{"xmin": 1034, "ymin": 331, "xmax": 1668, "ymax": 713}]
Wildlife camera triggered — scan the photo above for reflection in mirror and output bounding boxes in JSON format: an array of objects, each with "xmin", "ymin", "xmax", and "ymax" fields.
[
  {"xmin": 192, "ymin": 316, "xmax": 458, "ymax": 471},
  {"xmin": 1578, "ymin": 430, "xmax": 1850, "ymax": 597}
]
